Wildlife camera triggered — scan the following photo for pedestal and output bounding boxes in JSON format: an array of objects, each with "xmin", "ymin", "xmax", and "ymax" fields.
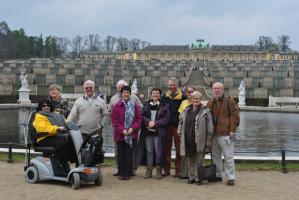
[
  {"xmin": 18, "ymin": 87, "xmax": 31, "ymax": 104},
  {"xmin": 238, "ymin": 95, "xmax": 246, "ymax": 107}
]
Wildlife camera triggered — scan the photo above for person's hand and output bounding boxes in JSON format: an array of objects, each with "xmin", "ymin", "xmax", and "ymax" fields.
[
  {"xmin": 58, "ymin": 126, "xmax": 65, "ymax": 131},
  {"xmin": 128, "ymin": 128, "xmax": 133, "ymax": 135},
  {"xmin": 122, "ymin": 130, "xmax": 128, "ymax": 135},
  {"xmin": 148, "ymin": 121, "xmax": 155, "ymax": 128},
  {"xmin": 229, "ymin": 132, "xmax": 237, "ymax": 141}
]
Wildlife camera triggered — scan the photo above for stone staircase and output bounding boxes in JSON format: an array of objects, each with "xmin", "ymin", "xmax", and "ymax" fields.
[{"xmin": 186, "ymin": 61, "xmax": 212, "ymax": 101}]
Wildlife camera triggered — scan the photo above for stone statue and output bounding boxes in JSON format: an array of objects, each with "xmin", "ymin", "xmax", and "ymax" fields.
[
  {"xmin": 20, "ymin": 72, "xmax": 28, "ymax": 89},
  {"xmin": 238, "ymin": 80, "xmax": 246, "ymax": 106},
  {"xmin": 131, "ymin": 79, "xmax": 138, "ymax": 95}
]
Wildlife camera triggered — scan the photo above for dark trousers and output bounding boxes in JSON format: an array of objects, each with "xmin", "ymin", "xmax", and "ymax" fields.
[
  {"xmin": 117, "ymin": 140, "xmax": 133, "ymax": 177},
  {"xmin": 38, "ymin": 135, "xmax": 69, "ymax": 163},
  {"xmin": 165, "ymin": 126, "xmax": 181, "ymax": 175}
]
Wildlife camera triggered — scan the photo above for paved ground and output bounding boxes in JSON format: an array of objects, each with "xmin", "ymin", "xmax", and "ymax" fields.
[{"xmin": 1, "ymin": 162, "xmax": 298, "ymax": 200}]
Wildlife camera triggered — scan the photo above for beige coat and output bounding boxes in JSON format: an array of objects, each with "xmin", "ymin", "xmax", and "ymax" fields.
[{"xmin": 178, "ymin": 105, "xmax": 214, "ymax": 156}]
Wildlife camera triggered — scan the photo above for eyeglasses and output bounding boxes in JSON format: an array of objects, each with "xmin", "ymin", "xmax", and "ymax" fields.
[
  {"xmin": 85, "ymin": 87, "xmax": 93, "ymax": 90},
  {"xmin": 187, "ymin": 90, "xmax": 194, "ymax": 93},
  {"xmin": 42, "ymin": 104, "xmax": 50, "ymax": 107}
]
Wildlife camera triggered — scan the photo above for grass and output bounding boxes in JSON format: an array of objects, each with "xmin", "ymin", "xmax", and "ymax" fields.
[{"xmin": 1, "ymin": 152, "xmax": 299, "ymax": 171}]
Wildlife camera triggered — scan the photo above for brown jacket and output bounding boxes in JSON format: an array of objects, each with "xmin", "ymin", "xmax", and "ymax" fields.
[{"xmin": 206, "ymin": 96, "xmax": 239, "ymax": 136}]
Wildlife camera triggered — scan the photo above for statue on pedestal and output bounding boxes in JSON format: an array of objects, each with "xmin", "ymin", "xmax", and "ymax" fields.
[
  {"xmin": 238, "ymin": 80, "xmax": 246, "ymax": 106},
  {"xmin": 19, "ymin": 72, "xmax": 29, "ymax": 89},
  {"xmin": 131, "ymin": 79, "xmax": 138, "ymax": 95}
]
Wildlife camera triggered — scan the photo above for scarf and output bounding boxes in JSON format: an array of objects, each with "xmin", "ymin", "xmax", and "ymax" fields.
[
  {"xmin": 185, "ymin": 105, "xmax": 201, "ymax": 156},
  {"xmin": 122, "ymin": 99, "xmax": 135, "ymax": 147},
  {"xmin": 39, "ymin": 111, "xmax": 65, "ymax": 127}
]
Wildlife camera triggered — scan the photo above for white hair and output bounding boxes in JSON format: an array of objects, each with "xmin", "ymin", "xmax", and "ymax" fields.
[
  {"xmin": 213, "ymin": 82, "xmax": 224, "ymax": 89},
  {"xmin": 191, "ymin": 91, "xmax": 202, "ymax": 98},
  {"xmin": 116, "ymin": 80, "xmax": 128, "ymax": 87},
  {"xmin": 83, "ymin": 80, "xmax": 95, "ymax": 88},
  {"xmin": 167, "ymin": 77, "xmax": 179, "ymax": 87}
]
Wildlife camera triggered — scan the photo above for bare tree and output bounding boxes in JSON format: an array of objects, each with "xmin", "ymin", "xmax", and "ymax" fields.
[
  {"xmin": 56, "ymin": 37, "xmax": 69, "ymax": 57},
  {"xmin": 86, "ymin": 34, "xmax": 101, "ymax": 51},
  {"xmin": 116, "ymin": 37, "xmax": 129, "ymax": 51},
  {"xmin": 70, "ymin": 35, "xmax": 85, "ymax": 58},
  {"xmin": 140, "ymin": 41, "xmax": 151, "ymax": 49},
  {"xmin": 278, "ymin": 35, "xmax": 291, "ymax": 52},
  {"xmin": 103, "ymin": 35, "xmax": 116, "ymax": 52},
  {"xmin": 129, "ymin": 38, "xmax": 140, "ymax": 50},
  {"xmin": 256, "ymin": 36, "xmax": 274, "ymax": 50}
]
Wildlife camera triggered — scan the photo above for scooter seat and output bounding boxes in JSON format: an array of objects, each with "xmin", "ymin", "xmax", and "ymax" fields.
[{"xmin": 34, "ymin": 146, "xmax": 56, "ymax": 155}]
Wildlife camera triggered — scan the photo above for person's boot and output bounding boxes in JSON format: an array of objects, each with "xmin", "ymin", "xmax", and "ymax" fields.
[
  {"xmin": 155, "ymin": 166, "xmax": 162, "ymax": 179},
  {"xmin": 144, "ymin": 166, "xmax": 153, "ymax": 178}
]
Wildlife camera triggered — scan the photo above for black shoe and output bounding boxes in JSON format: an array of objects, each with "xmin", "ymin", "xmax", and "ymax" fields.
[
  {"xmin": 227, "ymin": 180, "xmax": 235, "ymax": 186},
  {"xmin": 179, "ymin": 176, "xmax": 189, "ymax": 179},
  {"xmin": 113, "ymin": 172, "xmax": 119, "ymax": 176},
  {"xmin": 195, "ymin": 180, "xmax": 202, "ymax": 185},
  {"xmin": 187, "ymin": 179, "xmax": 195, "ymax": 184},
  {"xmin": 162, "ymin": 172, "xmax": 170, "ymax": 177},
  {"xmin": 172, "ymin": 173, "xmax": 181, "ymax": 178},
  {"xmin": 208, "ymin": 177, "xmax": 223, "ymax": 182}
]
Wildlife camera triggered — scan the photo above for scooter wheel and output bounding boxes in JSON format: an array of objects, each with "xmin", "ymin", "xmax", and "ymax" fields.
[
  {"xmin": 25, "ymin": 165, "xmax": 39, "ymax": 184},
  {"xmin": 95, "ymin": 170, "xmax": 103, "ymax": 186},
  {"xmin": 71, "ymin": 173, "xmax": 80, "ymax": 190}
]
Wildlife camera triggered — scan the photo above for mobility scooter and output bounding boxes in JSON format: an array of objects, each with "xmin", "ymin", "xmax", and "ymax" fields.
[{"xmin": 24, "ymin": 112, "xmax": 104, "ymax": 190}]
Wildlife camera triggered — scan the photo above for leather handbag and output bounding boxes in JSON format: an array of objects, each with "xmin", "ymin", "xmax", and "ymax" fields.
[{"xmin": 197, "ymin": 146, "xmax": 216, "ymax": 181}]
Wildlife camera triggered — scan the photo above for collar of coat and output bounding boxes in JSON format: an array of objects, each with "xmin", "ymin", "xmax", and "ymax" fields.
[
  {"xmin": 183, "ymin": 104, "xmax": 209, "ymax": 116},
  {"xmin": 165, "ymin": 90, "xmax": 183, "ymax": 100}
]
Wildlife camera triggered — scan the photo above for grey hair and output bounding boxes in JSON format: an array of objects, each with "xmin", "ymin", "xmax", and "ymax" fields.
[
  {"xmin": 213, "ymin": 82, "xmax": 224, "ymax": 89},
  {"xmin": 83, "ymin": 80, "xmax": 95, "ymax": 88},
  {"xmin": 116, "ymin": 79, "xmax": 128, "ymax": 87},
  {"xmin": 191, "ymin": 91, "xmax": 202, "ymax": 98},
  {"xmin": 167, "ymin": 77, "xmax": 179, "ymax": 87},
  {"xmin": 49, "ymin": 84, "xmax": 61, "ymax": 92}
]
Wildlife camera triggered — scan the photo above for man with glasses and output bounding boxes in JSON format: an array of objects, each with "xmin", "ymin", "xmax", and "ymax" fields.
[
  {"xmin": 206, "ymin": 82, "xmax": 239, "ymax": 186},
  {"xmin": 67, "ymin": 80, "xmax": 107, "ymax": 139}
]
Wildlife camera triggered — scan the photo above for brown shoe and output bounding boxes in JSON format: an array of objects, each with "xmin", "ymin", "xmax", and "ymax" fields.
[
  {"xmin": 155, "ymin": 166, "xmax": 162, "ymax": 179},
  {"xmin": 144, "ymin": 166, "xmax": 153, "ymax": 178}
]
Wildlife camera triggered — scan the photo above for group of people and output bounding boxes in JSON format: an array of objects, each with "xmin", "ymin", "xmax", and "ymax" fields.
[{"xmin": 32, "ymin": 77, "xmax": 239, "ymax": 186}]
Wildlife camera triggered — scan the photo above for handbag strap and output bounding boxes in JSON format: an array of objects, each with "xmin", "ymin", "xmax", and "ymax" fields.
[{"xmin": 203, "ymin": 145, "xmax": 214, "ymax": 165}]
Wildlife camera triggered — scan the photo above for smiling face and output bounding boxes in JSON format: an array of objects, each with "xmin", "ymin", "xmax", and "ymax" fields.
[
  {"xmin": 169, "ymin": 80, "xmax": 178, "ymax": 93},
  {"xmin": 84, "ymin": 83, "xmax": 95, "ymax": 97},
  {"xmin": 213, "ymin": 82, "xmax": 224, "ymax": 99},
  {"xmin": 192, "ymin": 96, "xmax": 201, "ymax": 107},
  {"xmin": 151, "ymin": 90, "xmax": 161, "ymax": 102},
  {"xmin": 49, "ymin": 87, "xmax": 60, "ymax": 99},
  {"xmin": 121, "ymin": 90, "xmax": 131, "ymax": 101},
  {"xmin": 41, "ymin": 103, "xmax": 51, "ymax": 112},
  {"xmin": 186, "ymin": 87, "xmax": 195, "ymax": 100}
]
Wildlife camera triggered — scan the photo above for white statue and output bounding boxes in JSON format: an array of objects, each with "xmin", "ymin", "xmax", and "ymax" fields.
[
  {"xmin": 238, "ymin": 80, "xmax": 246, "ymax": 106},
  {"xmin": 131, "ymin": 79, "xmax": 138, "ymax": 95},
  {"xmin": 20, "ymin": 72, "xmax": 28, "ymax": 89}
]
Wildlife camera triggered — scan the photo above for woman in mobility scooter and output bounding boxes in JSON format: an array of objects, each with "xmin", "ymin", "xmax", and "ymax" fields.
[
  {"xmin": 32, "ymin": 98, "xmax": 73, "ymax": 176},
  {"xmin": 25, "ymin": 98, "xmax": 104, "ymax": 189}
]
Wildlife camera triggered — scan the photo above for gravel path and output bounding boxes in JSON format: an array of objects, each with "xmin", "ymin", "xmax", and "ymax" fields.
[{"xmin": 1, "ymin": 162, "xmax": 298, "ymax": 200}]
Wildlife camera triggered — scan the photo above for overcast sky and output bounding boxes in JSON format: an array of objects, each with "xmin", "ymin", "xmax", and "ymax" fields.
[{"xmin": 1, "ymin": 0, "xmax": 298, "ymax": 49}]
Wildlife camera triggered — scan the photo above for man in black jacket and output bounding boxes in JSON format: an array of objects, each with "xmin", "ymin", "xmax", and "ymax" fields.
[{"xmin": 161, "ymin": 77, "xmax": 187, "ymax": 177}]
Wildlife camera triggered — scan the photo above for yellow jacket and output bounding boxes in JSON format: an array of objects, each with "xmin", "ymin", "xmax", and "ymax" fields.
[
  {"xmin": 33, "ymin": 113, "xmax": 59, "ymax": 143},
  {"xmin": 178, "ymin": 99, "xmax": 191, "ymax": 113}
]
